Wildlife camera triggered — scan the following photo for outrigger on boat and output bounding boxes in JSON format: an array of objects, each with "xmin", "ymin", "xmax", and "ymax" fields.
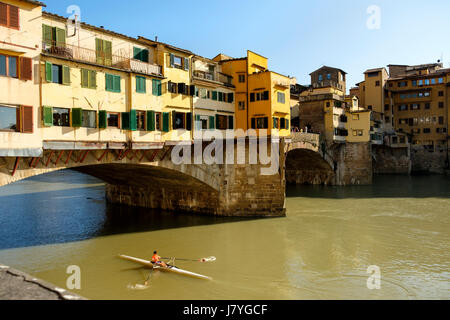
[{"xmin": 118, "ymin": 254, "xmax": 213, "ymax": 281}]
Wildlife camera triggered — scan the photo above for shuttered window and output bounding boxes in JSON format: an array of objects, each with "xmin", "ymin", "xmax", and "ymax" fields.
[
  {"xmin": 71, "ymin": 108, "xmax": 82, "ymax": 127},
  {"xmin": 129, "ymin": 110, "xmax": 137, "ymax": 131},
  {"xmin": 41, "ymin": 25, "xmax": 65, "ymax": 48},
  {"xmin": 0, "ymin": 54, "xmax": 17, "ymax": 78},
  {"xmin": 98, "ymin": 110, "xmax": 107, "ymax": 129},
  {"xmin": 133, "ymin": 47, "xmax": 149, "ymax": 63},
  {"xmin": 228, "ymin": 93, "xmax": 234, "ymax": 104},
  {"xmin": 212, "ymin": 91, "xmax": 218, "ymax": 101},
  {"xmin": 146, "ymin": 110, "xmax": 155, "ymax": 131},
  {"xmin": 106, "ymin": 73, "xmax": 121, "ymax": 92},
  {"xmin": 95, "ymin": 38, "xmax": 112, "ymax": 66},
  {"xmin": 62, "ymin": 65, "xmax": 70, "ymax": 85},
  {"xmin": 228, "ymin": 116, "xmax": 234, "ymax": 130},
  {"xmin": 81, "ymin": 69, "xmax": 97, "ymax": 89},
  {"xmin": 209, "ymin": 116, "xmax": 215, "ymax": 129},
  {"xmin": 186, "ymin": 112, "xmax": 192, "ymax": 131},
  {"xmin": 162, "ymin": 112, "xmax": 170, "ymax": 132},
  {"xmin": 17, "ymin": 105, "xmax": 32, "ymax": 133},
  {"xmin": 0, "ymin": 3, "xmax": 19, "ymax": 29},
  {"xmin": 152, "ymin": 79, "xmax": 162, "ymax": 96},
  {"xmin": 19, "ymin": 57, "xmax": 32, "ymax": 81},
  {"xmin": 136, "ymin": 76, "xmax": 146, "ymax": 93},
  {"xmin": 42, "ymin": 106, "xmax": 53, "ymax": 127}
]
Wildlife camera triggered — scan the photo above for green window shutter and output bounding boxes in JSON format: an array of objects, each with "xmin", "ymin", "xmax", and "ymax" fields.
[
  {"xmin": 184, "ymin": 57, "xmax": 189, "ymax": 71},
  {"xmin": 95, "ymin": 38, "xmax": 103, "ymax": 64},
  {"xmin": 133, "ymin": 47, "xmax": 141, "ymax": 60},
  {"xmin": 186, "ymin": 112, "xmax": 192, "ymax": 131},
  {"xmin": 136, "ymin": 76, "xmax": 146, "ymax": 93},
  {"xmin": 130, "ymin": 110, "xmax": 137, "ymax": 131},
  {"xmin": 162, "ymin": 112, "xmax": 169, "ymax": 132},
  {"xmin": 212, "ymin": 91, "xmax": 218, "ymax": 101},
  {"xmin": 42, "ymin": 24, "xmax": 53, "ymax": 47},
  {"xmin": 105, "ymin": 74, "xmax": 113, "ymax": 91},
  {"xmin": 62, "ymin": 65, "xmax": 70, "ymax": 85},
  {"xmin": 209, "ymin": 116, "xmax": 215, "ymax": 129},
  {"xmin": 142, "ymin": 49, "xmax": 149, "ymax": 63},
  {"xmin": 218, "ymin": 92, "xmax": 223, "ymax": 102},
  {"xmin": 228, "ymin": 116, "xmax": 234, "ymax": 129},
  {"xmin": 147, "ymin": 111, "xmax": 155, "ymax": 131},
  {"xmin": 169, "ymin": 53, "xmax": 174, "ymax": 67},
  {"xmin": 72, "ymin": 108, "xmax": 82, "ymax": 127},
  {"xmin": 42, "ymin": 106, "xmax": 53, "ymax": 127},
  {"xmin": 104, "ymin": 40, "xmax": 112, "ymax": 66},
  {"xmin": 114, "ymin": 75, "xmax": 121, "ymax": 92},
  {"xmin": 98, "ymin": 110, "xmax": 107, "ymax": 129},
  {"xmin": 45, "ymin": 61, "xmax": 52, "ymax": 82},
  {"xmin": 152, "ymin": 79, "xmax": 162, "ymax": 96},
  {"xmin": 89, "ymin": 70, "xmax": 97, "ymax": 89},
  {"xmin": 286, "ymin": 119, "xmax": 289, "ymax": 130},
  {"xmin": 55, "ymin": 28, "xmax": 66, "ymax": 46},
  {"xmin": 121, "ymin": 112, "xmax": 130, "ymax": 130}
]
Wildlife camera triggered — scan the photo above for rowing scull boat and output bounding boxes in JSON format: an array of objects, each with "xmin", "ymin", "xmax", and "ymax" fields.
[{"xmin": 118, "ymin": 254, "xmax": 212, "ymax": 281}]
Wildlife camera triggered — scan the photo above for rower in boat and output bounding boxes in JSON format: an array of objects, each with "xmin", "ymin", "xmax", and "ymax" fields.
[{"xmin": 151, "ymin": 250, "xmax": 167, "ymax": 268}]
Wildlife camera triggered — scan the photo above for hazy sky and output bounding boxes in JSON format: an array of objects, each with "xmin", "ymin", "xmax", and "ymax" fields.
[{"xmin": 43, "ymin": 0, "xmax": 450, "ymax": 92}]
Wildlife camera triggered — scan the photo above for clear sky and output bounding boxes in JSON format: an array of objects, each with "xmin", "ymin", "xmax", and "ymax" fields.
[{"xmin": 42, "ymin": 0, "xmax": 450, "ymax": 92}]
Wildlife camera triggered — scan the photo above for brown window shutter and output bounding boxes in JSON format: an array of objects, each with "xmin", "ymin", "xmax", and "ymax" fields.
[
  {"xmin": 21, "ymin": 106, "xmax": 33, "ymax": 133},
  {"xmin": 0, "ymin": 3, "xmax": 7, "ymax": 26},
  {"xmin": 8, "ymin": 5, "xmax": 19, "ymax": 29},
  {"xmin": 19, "ymin": 57, "xmax": 32, "ymax": 80}
]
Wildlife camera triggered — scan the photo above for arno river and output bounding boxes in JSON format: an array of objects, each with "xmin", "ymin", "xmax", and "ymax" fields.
[{"xmin": 0, "ymin": 170, "xmax": 448, "ymax": 300}]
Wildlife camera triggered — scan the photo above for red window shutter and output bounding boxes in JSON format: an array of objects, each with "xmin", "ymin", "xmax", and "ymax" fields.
[
  {"xmin": 0, "ymin": 3, "xmax": 7, "ymax": 26},
  {"xmin": 19, "ymin": 57, "xmax": 32, "ymax": 80},
  {"xmin": 21, "ymin": 106, "xmax": 33, "ymax": 133},
  {"xmin": 8, "ymin": 5, "xmax": 19, "ymax": 29}
]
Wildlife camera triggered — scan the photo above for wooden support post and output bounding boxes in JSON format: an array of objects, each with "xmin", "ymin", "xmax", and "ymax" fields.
[
  {"xmin": 160, "ymin": 146, "xmax": 173, "ymax": 161},
  {"xmin": 148, "ymin": 149, "xmax": 161, "ymax": 162},
  {"xmin": 54, "ymin": 151, "xmax": 64, "ymax": 166},
  {"xmin": 96, "ymin": 150, "xmax": 108, "ymax": 162},
  {"xmin": 11, "ymin": 157, "xmax": 20, "ymax": 176},
  {"xmin": 32, "ymin": 157, "xmax": 41, "ymax": 168},
  {"xmin": 29, "ymin": 157, "xmax": 36, "ymax": 168},
  {"xmin": 139, "ymin": 150, "xmax": 148, "ymax": 162},
  {"xmin": 80, "ymin": 150, "xmax": 90, "ymax": 163},
  {"xmin": 65, "ymin": 150, "xmax": 73, "ymax": 165},
  {"xmin": 45, "ymin": 151, "xmax": 55, "ymax": 167}
]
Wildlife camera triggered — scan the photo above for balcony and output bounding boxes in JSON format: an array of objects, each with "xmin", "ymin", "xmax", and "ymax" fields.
[
  {"xmin": 193, "ymin": 70, "xmax": 233, "ymax": 87},
  {"xmin": 42, "ymin": 42, "xmax": 162, "ymax": 77}
]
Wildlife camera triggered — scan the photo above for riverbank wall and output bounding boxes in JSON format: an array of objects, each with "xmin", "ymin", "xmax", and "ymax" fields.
[{"xmin": 0, "ymin": 264, "xmax": 86, "ymax": 300}]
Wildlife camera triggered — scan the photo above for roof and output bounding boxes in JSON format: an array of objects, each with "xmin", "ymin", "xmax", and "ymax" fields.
[
  {"xmin": 23, "ymin": 0, "xmax": 46, "ymax": 7},
  {"xmin": 309, "ymin": 65, "xmax": 347, "ymax": 75},
  {"xmin": 364, "ymin": 67, "xmax": 386, "ymax": 74}
]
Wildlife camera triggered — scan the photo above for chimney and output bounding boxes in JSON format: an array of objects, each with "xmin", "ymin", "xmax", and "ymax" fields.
[{"xmin": 155, "ymin": 36, "xmax": 158, "ymax": 42}]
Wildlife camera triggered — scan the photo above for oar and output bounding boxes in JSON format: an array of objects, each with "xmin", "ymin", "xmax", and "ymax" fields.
[{"xmin": 161, "ymin": 256, "xmax": 216, "ymax": 263}]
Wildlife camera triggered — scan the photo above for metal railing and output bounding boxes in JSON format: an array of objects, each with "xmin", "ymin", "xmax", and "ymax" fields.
[{"xmin": 42, "ymin": 42, "xmax": 162, "ymax": 76}]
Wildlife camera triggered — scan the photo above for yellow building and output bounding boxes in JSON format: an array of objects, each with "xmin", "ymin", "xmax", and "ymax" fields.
[
  {"xmin": 346, "ymin": 110, "xmax": 371, "ymax": 143},
  {"xmin": 214, "ymin": 50, "xmax": 291, "ymax": 137},
  {"xmin": 0, "ymin": 0, "xmax": 44, "ymax": 156}
]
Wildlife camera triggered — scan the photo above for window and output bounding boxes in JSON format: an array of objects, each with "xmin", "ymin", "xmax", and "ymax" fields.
[
  {"xmin": 438, "ymin": 78, "xmax": 444, "ymax": 84},
  {"xmin": 174, "ymin": 112, "xmax": 185, "ymax": 129},
  {"xmin": 0, "ymin": 105, "xmax": 17, "ymax": 131},
  {"xmin": 42, "ymin": 24, "xmax": 65, "ymax": 48},
  {"xmin": 81, "ymin": 69, "xmax": 97, "ymax": 89},
  {"xmin": 53, "ymin": 108, "xmax": 70, "ymax": 127},
  {"xmin": 431, "ymin": 78, "xmax": 436, "ymax": 85},
  {"xmin": 384, "ymin": 104, "xmax": 390, "ymax": 111},
  {"xmin": 95, "ymin": 38, "xmax": 112, "ymax": 66},
  {"xmin": 367, "ymin": 105, "xmax": 372, "ymax": 110},
  {"xmin": 0, "ymin": 54, "xmax": 19, "ymax": 78},
  {"xmin": 352, "ymin": 114, "xmax": 360, "ymax": 120},
  {"xmin": 136, "ymin": 111, "xmax": 146, "ymax": 131},
  {"xmin": 398, "ymin": 81, "xmax": 407, "ymax": 87},
  {"xmin": 411, "ymin": 104, "xmax": 420, "ymax": 110},
  {"xmin": 438, "ymin": 91, "xmax": 444, "ymax": 97},
  {"xmin": 439, "ymin": 117, "xmax": 444, "ymax": 125},
  {"xmin": 273, "ymin": 117, "xmax": 279, "ymax": 129},
  {"xmin": 133, "ymin": 47, "xmax": 149, "ymax": 63},
  {"xmin": 44, "ymin": 62, "xmax": 70, "ymax": 85},
  {"xmin": 169, "ymin": 53, "xmax": 189, "ymax": 71},
  {"xmin": 418, "ymin": 80, "xmax": 423, "ymax": 86},
  {"xmin": 277, "ymin": 92, "xmax": 285, "ymax": 104},
  {"xmin": 0, "ymin": 3, "xmax": 19, "ymax": 29},
  {"xmin": 398, "ymin": 104, "xmax": 408, "ymax": 111},
  {"xmin": 367, "ymin": 71, "xmax": 378, "ymax": 77},
  {"xmin": 318, "ymin": 74, "xmax": 323, "ymax": 81},
  {"xmin": 423, "ymin": 128, "xmax": 431, "ymax": 134},
  {"xmin": 424, "ymin": 79, "xmax": 430, "ymax": 85},
  {"xmin": 438, "ymin": 102, "xmax": 444, "ymax": 109},
  {"xmin": 425, "ymin": 103, "xmax": 430, "ymax": 109},
  {"xmin": 256, "ymin": 117, "xmax": 267, "ymax": 129},
  {"xmin": 105, "ymin": 74, "xmax": 121, "ymax": 93},
  {"xmin": 82, "ymin": 110, "xmax": 96, "ymax": 128},
  {"xmin": 136, "ymin": 76, "xmax": 146, "ymax": 93},
  {"xmin": 375, "ymin": 81, "xmax": 380, "ymax": 86},
  {"xmin": 238, "ymin": 101, "xmax": 245, "ymax": 110},
  {"xmin": 155, "ymin": 112, "xmax": 162, "ymax": 131},
  {"xmin": 412, "ymin": 80, "xmax": 417, "ymax": 86},
  {"xmin": 280, "ymin": 118, "xmax": 287, "ymax": 129},
  {"xmin": 107, "ymin": 113, "xmax": 119, "ymax": 128},
  {"xmin": 238, "ymin": 74, "xmax": 245, "ymax": 83},
  {"xmin": 216, "ymin": 115, "xmax": 228, "ymax": 130},
  {"xmin": 326, "ymin": 73, "xmax": 331, "ymax": 80},
  {"xmin": 152, "ymin": 79, "xmax": 162, "ymax": 96}
]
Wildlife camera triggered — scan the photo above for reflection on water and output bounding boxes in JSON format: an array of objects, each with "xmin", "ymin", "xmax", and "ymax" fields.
[{"xmin": 0, "ymin": 170, "xmax": 449, "ymax": 300}]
